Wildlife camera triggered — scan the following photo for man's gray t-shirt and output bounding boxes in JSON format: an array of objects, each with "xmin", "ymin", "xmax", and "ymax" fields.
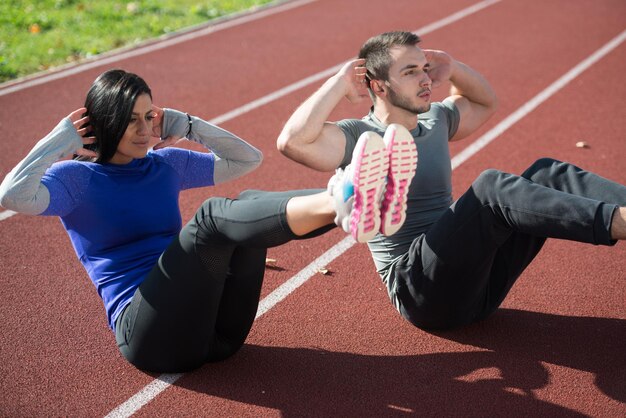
[{"xmin": 336, "ymin": 100, "xmax": 460, "ymax": 281}]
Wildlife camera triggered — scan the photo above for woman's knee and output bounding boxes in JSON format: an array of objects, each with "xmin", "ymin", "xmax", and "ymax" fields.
[
  {"xmin": 188, "ymin": 197, "xmax": 237, "ymax": 246},
  {"xmin": 197, "ymin": 196, "xmax": 229, "ymax": 216},
  {"xmin": 236, "ymin": 189, "xmax": 262, "ymax": 200},
  {"xmin": 194, "ymin": 197, "xmax": 233, "ymax": 228}
]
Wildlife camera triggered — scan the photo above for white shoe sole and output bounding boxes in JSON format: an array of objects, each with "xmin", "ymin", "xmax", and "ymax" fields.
[
  {"xmin": 350, "ymin": 131, "xmax": 389, "ymax": 242},
  {"xmin": 380, "ymin": 123, "xmax": 418, "ymax": 236}
]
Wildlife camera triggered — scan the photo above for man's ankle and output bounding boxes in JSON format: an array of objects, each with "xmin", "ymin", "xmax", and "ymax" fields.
[{"xmin": 610, "ymin": 207, "xmax": 626, "ymax": 240}]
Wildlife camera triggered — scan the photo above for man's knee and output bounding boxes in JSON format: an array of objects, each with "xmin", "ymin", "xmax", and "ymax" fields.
[
  {"xmin": 471, "ymin": 168, "xmax": 505, "ymax": 202},
  {"xmin": 475, "ymin": 168, "xmax": 502, "ymax": 182},
  {"xmin": 521, "ymin": 158, "xmax": 561, "ymax": 180}
]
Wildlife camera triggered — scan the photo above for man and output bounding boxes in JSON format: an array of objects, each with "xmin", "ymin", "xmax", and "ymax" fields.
[{"xmin": 277, "ymin": 31, "xmax": 626, "ymax": 330}]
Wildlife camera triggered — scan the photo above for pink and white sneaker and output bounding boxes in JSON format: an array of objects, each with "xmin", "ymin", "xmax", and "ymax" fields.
[
  {"xmin": 379, "ymin": 123, "xmax": 418, "ymax": 236},
  {"xmin": 328, "ymin": 131, "xmax": 389, "ymax": 242}
]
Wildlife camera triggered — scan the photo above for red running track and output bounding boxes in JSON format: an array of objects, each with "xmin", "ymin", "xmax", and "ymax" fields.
[{"xmin": 0, "ymin": 0, "xmax": 624, "ymax": 416}]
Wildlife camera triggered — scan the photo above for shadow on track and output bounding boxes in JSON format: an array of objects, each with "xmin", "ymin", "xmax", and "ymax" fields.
[{"xmin": 174, "ymin": 309, "xmax": 625, "ymax": 416}]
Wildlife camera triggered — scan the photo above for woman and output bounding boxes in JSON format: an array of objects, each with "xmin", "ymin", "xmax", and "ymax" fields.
[{"xmin": 0, "ymin": 69, "xmax": 406, "ymax": 372}]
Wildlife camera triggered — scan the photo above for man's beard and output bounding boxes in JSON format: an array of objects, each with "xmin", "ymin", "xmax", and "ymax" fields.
[{"xmin": 387, "ymin": 85, "xmax": 431, "ymax": 115}]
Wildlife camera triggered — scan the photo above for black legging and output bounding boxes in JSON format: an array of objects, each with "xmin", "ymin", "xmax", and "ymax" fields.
[
  {"xmin": 391, "ymin": 158, "xmax": 625, "ymax": 330},
  {"xmin": 115, "ymin": 188, "xmax": 330, "ymax": 373}
]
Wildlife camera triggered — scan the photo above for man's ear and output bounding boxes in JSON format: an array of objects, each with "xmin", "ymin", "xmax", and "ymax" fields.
[{"xmin": 370, "ymin": 79, "xmax": 385, "ymax": 94}]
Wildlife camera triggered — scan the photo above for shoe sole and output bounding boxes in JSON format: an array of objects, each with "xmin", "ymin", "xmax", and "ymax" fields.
[
  {"xmin": 350, "ymin": 131, "xmax": 389, "ymax": 242},
  {"xmin": 380, "ymin": 123, "xmax": 418, "ymax": 236}
]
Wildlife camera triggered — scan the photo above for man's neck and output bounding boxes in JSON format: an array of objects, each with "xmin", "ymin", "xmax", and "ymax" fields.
[{"xmin": 372, "ymin": 103, "xmax": 419, "ymax": 130}]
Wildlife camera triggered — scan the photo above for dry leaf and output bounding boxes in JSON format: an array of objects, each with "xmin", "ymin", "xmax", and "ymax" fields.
[{"xmin": 575, "ymin": 141, "xmax": 589, "ymax": 148}]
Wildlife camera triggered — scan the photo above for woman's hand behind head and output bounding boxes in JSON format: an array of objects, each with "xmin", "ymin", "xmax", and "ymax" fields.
[{"xmin": 69, "ymin": 107, "xmax": 98, "ymax": 159}]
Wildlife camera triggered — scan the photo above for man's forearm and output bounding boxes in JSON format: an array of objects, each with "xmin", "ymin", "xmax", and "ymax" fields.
[
  {"xmin": 449, "ymin": 60, "xmax": 497, "ymax": 109},
  {"xmin": 277, "ymin": 74, "xmax": 347, "ymax": 151}
]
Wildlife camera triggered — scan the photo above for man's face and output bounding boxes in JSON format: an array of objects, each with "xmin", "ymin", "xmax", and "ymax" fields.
[{"xmin": 383, "ymin": 45, "xmax": 432, "ymax": 114}]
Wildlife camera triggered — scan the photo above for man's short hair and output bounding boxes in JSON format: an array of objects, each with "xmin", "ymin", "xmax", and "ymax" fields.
[{"xmin": 359, "ymin": 31, "xmax": 421, "ymax": 81}]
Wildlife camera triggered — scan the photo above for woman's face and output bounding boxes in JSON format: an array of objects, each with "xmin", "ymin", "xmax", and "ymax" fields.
[{"xmin": 109, "ymin": 93, "xmax": 154, "ymax": 164}]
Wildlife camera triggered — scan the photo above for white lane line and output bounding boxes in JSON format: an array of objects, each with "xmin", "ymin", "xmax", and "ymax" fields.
[
  {"xmin": 104, "ymin": 237, "xmax": 357, "ymax": 418},
  {"xmin": 255, "ymin": 235, "xmax": 356, "ymax": 318},
  {"xmin": 451, "ymin": 29, "xmax": 626, "ymax": 170},
  {"xmin": 106, "ymin": 27, "xmax": 626, "ymax": 417},
  {"xmin": 0, "ymin": 210, "xmax": 17, "ymax": 221},
  {"xmin": 104, "ymin": 237, "xmax": 355, "ymax": 418},
  {"xmin": 0, "ymin": 0, "xmax": 500, "ymax": 224},
  {"xmin": 210, "ymin": 0, "xmax": 502, "ymax": 125},
  {"xmin": 104, "ymin": 374, "xmax": 185, "ymax": 418},
  {"xmin": 0, "ymin": 0, "xmax": 316, "ymax": 97}
]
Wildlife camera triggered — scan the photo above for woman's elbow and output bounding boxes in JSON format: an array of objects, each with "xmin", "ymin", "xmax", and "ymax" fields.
[
  {"xmin": 252, "ymin": 149, "xmax": 263, "ymax": 168},
  {"xmin": 242, "ymin": 150, "xmax": 263, "ymax": 174},
  {"xmin": 0, "ymin": 181, "xmax": 15, "ymax": 211},
  {"xmin": 0, "ymin": 193, "xmax": 42, "ymax": 215}
]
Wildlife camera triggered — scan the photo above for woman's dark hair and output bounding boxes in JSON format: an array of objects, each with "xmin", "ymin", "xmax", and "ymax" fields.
[{"xmin": 81, "ymin": 69, "xmax": 152, "ymax": 163}]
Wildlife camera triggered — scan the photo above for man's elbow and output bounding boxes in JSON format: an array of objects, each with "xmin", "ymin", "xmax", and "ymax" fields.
[
  {"xmin": 471, "ymin": 84, "xmax": 499, "ymax": 115},
  {"xmin": 276, "ymin": 130, "xmax": 297, "ymax": 158},
  {"xmin": 276, "ymin": 133, "xmax": 320, "ymax": 170},
  {"xmin": 477, "ymin": 91, "xmax": 499, "ymax": 124}
]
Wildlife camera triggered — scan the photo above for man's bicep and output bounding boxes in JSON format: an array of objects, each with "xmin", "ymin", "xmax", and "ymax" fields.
[
  {"xmin": 291, "ymin": 123, "xmax": 346, "ymax": 172},
  {"xmin": 448, "ymin": 95, "xmax": 494, "ymax": 141}
]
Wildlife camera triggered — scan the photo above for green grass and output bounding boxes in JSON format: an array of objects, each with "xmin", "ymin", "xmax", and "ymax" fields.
[{"xmin": 0, "ymin": 0, "xmax": 276, "ymax": 83}]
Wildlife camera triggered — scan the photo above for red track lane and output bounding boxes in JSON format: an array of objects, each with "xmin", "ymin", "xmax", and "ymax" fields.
[{"xmin": 0, "ymin": 0, "xmax": 624, "ymax": 416}]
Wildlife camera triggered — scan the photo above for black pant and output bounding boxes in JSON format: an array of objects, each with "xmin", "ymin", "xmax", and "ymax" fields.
[
  {"xmin": 392, "ymin": 158, "xmax": 625, "ymax": 330},
  {"xmin": 115, "ymin": 189, "xmax": 331, "ymax": 373}
]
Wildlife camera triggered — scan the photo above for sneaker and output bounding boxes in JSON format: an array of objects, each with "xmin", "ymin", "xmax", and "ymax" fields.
[
  {"xmin": 328, "ymin": 131, "xmax": 389, "ymax": 242},
  {"xmin": 327, "ymin": 165, "xmax": 354, "ymax": 234},
  {"xmin": 379, "ymin": 123, "xmax": 417, "ymax": 236}
]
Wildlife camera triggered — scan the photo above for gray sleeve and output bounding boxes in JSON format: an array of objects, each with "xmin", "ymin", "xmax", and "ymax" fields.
[
  {"xmin": 335, "ymin": 119, "xmax": 363, "ymax": 168},
  {"xmin": 440, "ymin": 98, "xmax": 461, "ymax": 139},
  {"xmin": 0, "ymin": 118, "xmax": 83, "ymax": 215},
  {"xmin": 161, "ymin": 108, "xmax": 263, "ymax": 184}
]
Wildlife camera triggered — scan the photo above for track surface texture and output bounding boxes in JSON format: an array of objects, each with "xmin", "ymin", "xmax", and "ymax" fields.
[{"xmin": 0, "ymin": 0, "xmax": 624, "ymax": 416}]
